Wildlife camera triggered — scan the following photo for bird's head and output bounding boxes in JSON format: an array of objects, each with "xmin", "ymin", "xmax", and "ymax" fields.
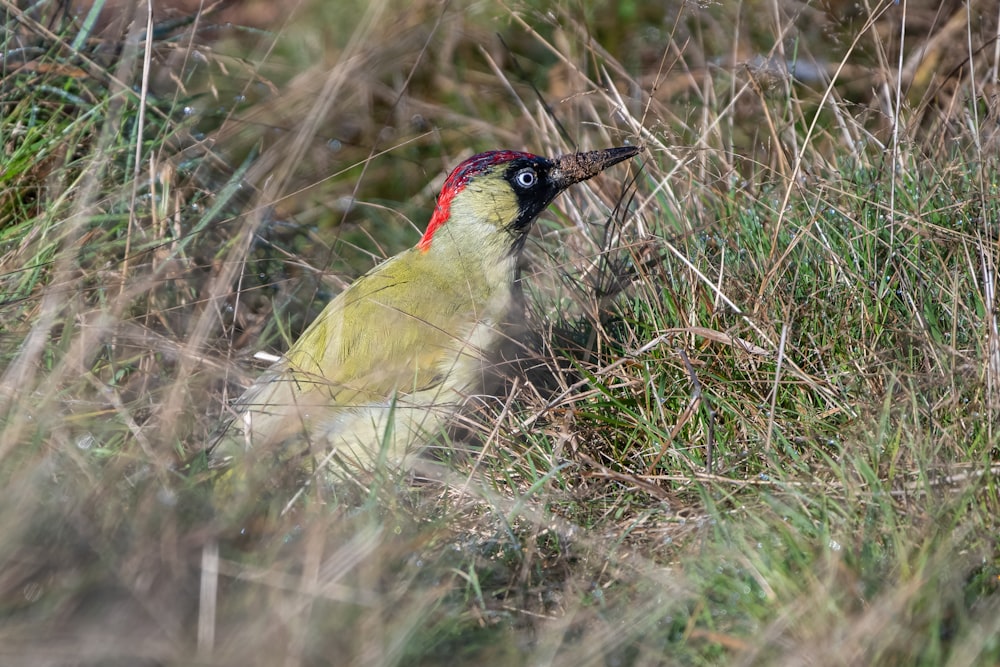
[{"xmin": 417, "ymin": 146, "xmax": 641, "ymax": 257}]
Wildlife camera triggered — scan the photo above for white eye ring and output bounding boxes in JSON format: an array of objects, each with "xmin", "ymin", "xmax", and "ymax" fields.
[{"xmin": 514, "ymin": 168, "xmax": 537, "ymax": 188}]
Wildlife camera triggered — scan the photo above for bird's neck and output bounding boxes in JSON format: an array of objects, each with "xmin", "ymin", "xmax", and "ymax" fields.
[
  {"xmin": 424, "ymin": 219, "xmax": 519, "ymax": 293},
  {"xmin": 423, "ymin": 189, "xmax": 522, "ymax": 277}
]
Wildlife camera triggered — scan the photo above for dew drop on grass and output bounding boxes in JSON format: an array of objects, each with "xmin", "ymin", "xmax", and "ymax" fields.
[
  {"xmin": 76, "ymin": 433, "xmax": 95, "ymax": 450},
  {"xmin": 157, "ymin": 487, "xmax": 177, "ymax": 507},
  {"xmin": 22, "ymin": 582, "xmax": 43, "ymax": 603}
]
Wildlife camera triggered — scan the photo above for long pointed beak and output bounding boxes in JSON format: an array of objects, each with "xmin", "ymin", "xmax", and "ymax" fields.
[{"xmin": 550, "ymin": 145, "xmax": 642, "ymax": 190}]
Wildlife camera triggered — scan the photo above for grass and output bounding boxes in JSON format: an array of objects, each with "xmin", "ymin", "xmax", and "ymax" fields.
[{"xmin": 1, "ymin": 0, "xmax": 999, "ymax": 665}]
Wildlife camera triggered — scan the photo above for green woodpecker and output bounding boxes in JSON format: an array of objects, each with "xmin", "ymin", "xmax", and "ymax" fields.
[{"xmin": 212, "ymin": 145, "xmax": 641, "ymax": 482}]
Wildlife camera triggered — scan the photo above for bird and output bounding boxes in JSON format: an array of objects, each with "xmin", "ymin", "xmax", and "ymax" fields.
[{"xmin": 210, "ymin": 145, "xmax": 641, "ymax": 492}]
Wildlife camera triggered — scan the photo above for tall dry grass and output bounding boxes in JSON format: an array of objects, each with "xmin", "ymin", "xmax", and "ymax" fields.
[{"xmin": 1, "ymin": 0, "xmax": 998, "ymax": 664}]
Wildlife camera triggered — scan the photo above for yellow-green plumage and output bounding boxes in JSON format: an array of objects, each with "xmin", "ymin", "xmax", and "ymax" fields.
[{"xmin": 211, "ymin": 146, "xmax": 640, "ymax": 488}]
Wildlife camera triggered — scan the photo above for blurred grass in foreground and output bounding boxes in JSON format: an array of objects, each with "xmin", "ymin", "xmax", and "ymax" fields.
[{"xmin": 1, "ymin": 0, "xmax": 998, "ymax": 664}]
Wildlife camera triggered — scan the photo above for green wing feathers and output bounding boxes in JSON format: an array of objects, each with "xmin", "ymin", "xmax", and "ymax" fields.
[{"xmin": 212, "ymin": 248, "xmax": 509, "ymax": 473}]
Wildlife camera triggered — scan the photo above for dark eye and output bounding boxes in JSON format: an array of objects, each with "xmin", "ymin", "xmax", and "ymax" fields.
[{"xmin": 514, "ymin": 168, "xmax": 538, "ymax": 189}]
